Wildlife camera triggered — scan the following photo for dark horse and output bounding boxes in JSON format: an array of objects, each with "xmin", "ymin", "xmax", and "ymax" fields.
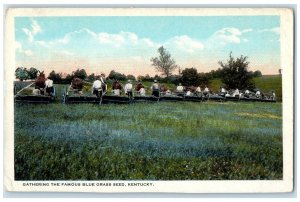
[
  {"xmin": 135, "ymin": 82, "xmax": 144, "ymax": 92},
  {"xmin": 112, "ymin": 80, "xmax": 122, "ymax": 90},
  {"xmin": 71, "ymin": 77, "xmax": 83, "ymax": 90},
  {"xmin": 35, "ymin": 71, "xmax": 46, "ymax": 95}
]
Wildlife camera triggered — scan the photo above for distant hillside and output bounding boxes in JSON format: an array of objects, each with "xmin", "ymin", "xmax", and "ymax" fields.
[
  {"xmin": 209, "ymin": 75, "xmax": 282, "ymax": 101},
  {"xmin": 254, "ymin": 75, "xmax": 282, "ymax": 101}
]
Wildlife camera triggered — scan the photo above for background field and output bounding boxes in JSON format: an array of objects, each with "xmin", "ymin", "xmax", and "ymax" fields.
[{"xmin": 210, "ymin": 75, "xmax": 282, "ymax": 101}]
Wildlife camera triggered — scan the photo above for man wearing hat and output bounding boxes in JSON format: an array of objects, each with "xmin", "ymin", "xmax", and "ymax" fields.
[
  {"xmin": 176, "ymin": 83, "xmax": 184, "ymax": 92},
  {"xmin": 92, "ymin": 76, "xmax": 103, "ymax": 98},
  {"xmin": 124, "ymin": 79, "xmax": 133, "ymax": 99},
  {"xmin": 151, "ymin": 80, "xmax": 160, "ymax": 97},
  {"xmin": 45, "ymin": 76, "xmax": 54, "ymax": 96},
  {"xmin": 100, "ymin": 73, "xmax": 107, "ymax": 93}
]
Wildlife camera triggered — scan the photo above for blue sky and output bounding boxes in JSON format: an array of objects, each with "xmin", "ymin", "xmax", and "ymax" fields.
[{"xmin": 15, "ymin": 16, "xmax": 280, "ymax": 76}]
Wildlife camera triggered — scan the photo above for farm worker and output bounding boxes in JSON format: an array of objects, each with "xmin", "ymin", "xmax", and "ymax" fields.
[
  {"xmin": 220, "ymin": 87, "xmax": 226, "ymax": 97},
  {"xmin": 195, "ymin": 86, "xmax": 201, "ymax": 96},
  {"xmin": 186, "ymin": 90, "xmax": 192, "ymax": 96},
  {"xmin": 233, "ymin": 89, "xmax": 240, "ymax": 97},
  {"xmin": 92, "ymin": 77, "xmax": 102, "ymax": 98},
  {"xmin": 203, "ymin": 86, "xmax": 209, "ymax": 96},
  {"xmin": 256, "ymin": 90, "xmax": 261, "ymax": 99},
  {"xmin": 124, "ymin": 80, "xmax": 133, "ymax": 99},
  {"xmin": 271, "ymin": 91, "xmax": 276, "ymax": 101},
  {"xmin": 220, "ymin": 87, "xmax": 227, "ymax": 94},
  {"xmin": 244, "ymin": 89, "xmax": 250, "ymax": 98},
  {"xmin": 45, "ymin": 77, "xmax": 54, "ymax": 96},
  {"xmin": 100, "ymin": 73, "xmax": 105, "ymax": 83},
  {"xmin": 151, "ymin": 80, "xmax": 160, "ymax": 97},
  {"xmin": 100, "ymin": 73, "xmax": 107, "ymax": 93},
  {"xmin": 176, "ymin": 83, "xmax": 184, "ymax": 92},
  {"xmin": 165, "ymin": 89, "xmax": 171, "ymax": 96},
  {"xmin": 139, "ymin": 87, "xmax": 146, "ymax": 96}
]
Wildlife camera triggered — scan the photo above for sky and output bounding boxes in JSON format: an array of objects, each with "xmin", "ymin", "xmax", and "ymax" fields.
[{"xmin": 15, "ymin": 16, "xmax": 281, "ymax": 76}]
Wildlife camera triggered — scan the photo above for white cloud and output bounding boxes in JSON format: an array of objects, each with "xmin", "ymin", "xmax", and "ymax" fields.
[
  {"xmin": 142, "ymin": 38, "xmax": 155, "ymax": 47},
  {"xmin": 22, "ymin": 19, "xmax": 42, "ymax": 42},
  {"xmin": 165, "ymin": 35, "xmax": 204, "ymax": 53},
  {"xmin": 242, "ymin": 28, "xmax": 253, "ymax": 33},
  {"xmin": 205, "ymin": 27, "xmax": 252, "ymax": 48},
  {"xmin": 15, "ymin": 40, "xmax": 33, "ymax": 57},
  {"xmin": 215, "ymin": 28, "xmax": 242, "ymax": 44},
  {"xmin": 24, "ymin": 50, "xmax": 33, "ymax": 56},
  {"xmin": 22, "ymin": 28, "xmax": 34, "ymax": 42},
  {"xmin": 31, "ymin": 19, "xmax": 41, "ymax": 35},
  {"xmin": 35, "ymin": 28, "xmax": 158, "ymax": 51},
  {"xmin": 35, "ymin": 40, "xmax": 51, "ymax": 48},
  {"xmin": 258, "ymin": 27, "xmax": 280, "ymax": 35}
]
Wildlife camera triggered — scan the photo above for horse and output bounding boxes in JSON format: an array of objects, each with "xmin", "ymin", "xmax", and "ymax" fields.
[
  {"xmin": 35, "ymin": 71, "xmax": 46, "ymax": 89},
  {"xmin": 35, "ymin": 71, "xmax": 46, "ymax": 95},
  {"xmin": 71, "ymin": 77, "xmax": 83, "ymax": 90},
  {"xmin": 135, "ymin": 82, "xmax": 144, "ymax": 92},
  {"xmin": 112, "ymin": 80, "xmax": 122, "ymax": 90}
]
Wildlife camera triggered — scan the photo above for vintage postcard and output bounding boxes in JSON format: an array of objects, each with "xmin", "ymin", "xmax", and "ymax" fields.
[{"xmin": 4, "ymin": 8, "xmax": 294, "ymax": 193}]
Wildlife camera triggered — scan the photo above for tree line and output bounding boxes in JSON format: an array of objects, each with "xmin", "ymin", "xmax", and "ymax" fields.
[{"xmin": 15, "ymin": 46, "xmax": 263, "ymax": 90}]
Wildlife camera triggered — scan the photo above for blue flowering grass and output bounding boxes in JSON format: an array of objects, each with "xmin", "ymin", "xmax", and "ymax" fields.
[{"xmin": 14, "ymin": 101, "xmax": 282, "ymax": 180}]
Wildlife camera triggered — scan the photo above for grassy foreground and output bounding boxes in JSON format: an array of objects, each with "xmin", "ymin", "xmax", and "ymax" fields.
[{"xmin": 14, "ymin": 101, "xmax": 282, "ymax": 180}]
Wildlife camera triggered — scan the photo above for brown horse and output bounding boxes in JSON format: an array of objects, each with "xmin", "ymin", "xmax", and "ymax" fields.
[
  {"xmin": 112, "ymin": 80, "xmax": 122, "ymax": 90},
  {"xmin": 71, "ymin": 77, "xmax": 83, "ymax": 90},
  {"xmin": 35, "ymin": 71, "xmax": 46, "ymax": 89},
  {"xmin": 160, "ymin": 84, "xmax": 167, "ymax": 93},
  {"xmin": 135, "ymin": 82, "xmax": 144, "ymax": 91}
]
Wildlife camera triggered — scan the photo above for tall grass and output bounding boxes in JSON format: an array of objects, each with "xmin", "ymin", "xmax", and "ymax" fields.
[{"xmin": 14, "ymin": 101, "xmax": 282, "ymax": 180}]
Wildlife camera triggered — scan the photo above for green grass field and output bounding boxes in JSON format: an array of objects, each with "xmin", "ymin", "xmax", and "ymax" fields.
[
  {"xmin": 15, "ymin": 101, "xmax": 282, "ymax": 180},
  {"xmin": 14, "ymin": 75, "xmax": 282, "ymax": 180}
]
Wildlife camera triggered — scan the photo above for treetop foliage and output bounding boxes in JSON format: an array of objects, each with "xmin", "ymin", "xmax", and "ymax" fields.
[
  {"xmin": 218, "ymin": 52, "xmax": 255, "ymax": 90},
  {"xmin": 150, "ymin": 46, "xmax": 178, "ymax": 78}
]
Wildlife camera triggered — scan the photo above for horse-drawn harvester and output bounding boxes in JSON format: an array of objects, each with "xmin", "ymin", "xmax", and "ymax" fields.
[{"xmin": 14, "ymin": 72, "xmax": 56, "ymax": 103}]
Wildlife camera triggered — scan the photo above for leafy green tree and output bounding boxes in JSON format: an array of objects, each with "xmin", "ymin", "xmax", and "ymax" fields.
[
  {"xmin": 48, "ymin": 70, "xmax": 62, "ymax": 83},
  {"xmin": 181, "ymin": 68, "xmax": 206, "ymax": 86},
  {"xmin": 137, "ymin": 75, "xmax": 145, "ymax": 81},
  {"xmin": 64, "ymin": 74, "xmax": 74, "ymax": 84},
  {"xmin": 218, "ymin": 52, "xmax": 255, "ymax": 90},
  {"xmin": 253, "ymin": 70, "xmax": 262, "ymax": 77},
  {"xmin": 126, "ymin": 74, "xmax": 136, "ymax": 81},
  {"xmin": 150, "ymin": 46, "xmax": 178, "ymax": 78},
  {"xmin": 27, "ymin": 67, "xmax": 39, "ymax": 79},
  {"xmin": 87, "ymin": 73, "xmax": 96, "ymax": 81},
  {"xmin": 15, "ymin": 67, "xmax": 29, "ymax": 81},
  {"xmin": 73, "ymin": 69, "xmax": 87, "ymax": 80},
  {"xmin": 197, "ymin": 73, "xmax": 210, "ymax": 86},
  {"xmin": 144, "ymin": 74, "xmax": 151, "ymax": 81},
  {"xmin": 108, "ymin": 70, "xmax": 127, "ymax": 81}
]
